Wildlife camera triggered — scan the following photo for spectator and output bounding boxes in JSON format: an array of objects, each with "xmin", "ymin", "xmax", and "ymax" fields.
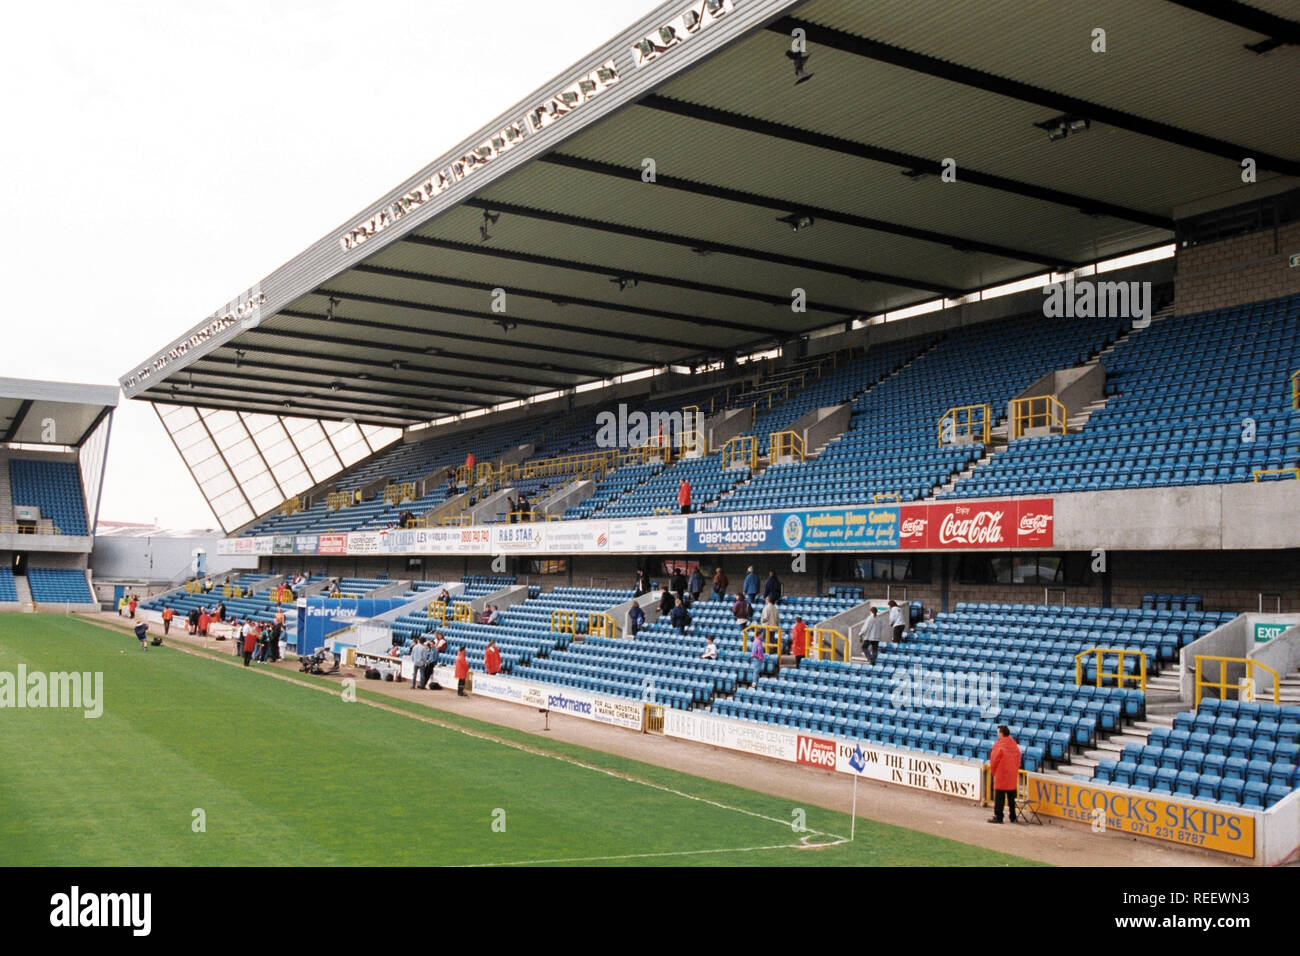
[
  {"xmin": 732, "ymin": 594, "xmax": 752, "ymax": 623},
  {"xmin": 197, "ymin": 608, "xmax": 211, "ymax": 637},
  {"xmin": 215, "ymin": 601, "xmax": 226, "ymax": 622},
  {"xmin": 242, "ymin": 624, "xmax": 258, "ymax": 666},
  {"xmin": 711, "ymin": 566, "xmax": 728, "ymax": 601},
  {"xmin": 437, "ymin": 587, "xmax": 451, "ymax": 604},
  {"xmin": 487, "ymin": 605, "xmax": 502, "ymax": 626},
  {"xmin": 518, "ymin": 493, "xmax": 531, "ymax": 521},
  {"xmin": 161, "ymin": 606, "xmax": 174, "ymax": 636},
  {"xmin": 187, "ymin": 607, "xmax": 199, "ymax": 635},
  {"xmin": 410, "ymin": 638, "xmax": 428, "ymax": 689},
  {"xmin": 888, "ymin": 599, "xmax": 906, "ymax": 642},
  {"xmin": 763, "ymin": 570, "xmax": 782, "ymax": 604},
  {"xmin": 687, "ymin": 566, "xmax": 704, "ymax": 604},
  {"xmin": 761, "ymin": 595, "xmax": 780, "ymax": 631},
  {"xmin": 678, "ymin": 478, "xmax": 692, "ymax": 515},
  {"xmin": 669, "ymin": 598, "xmax": 691, "ymax": 634},
  {"xmin": 626, "ymin": 602, "xmax": 645, "ymax": 637},
  {"xmin": 988, "ymin": 726, "xmax": 1022, "ymax": 824},
  {"xmin": 670, "ymin": 566, "xmax": 687, "ymax": 603},
  {"xmin": 484, "ymin": 639, "xmax": 501, "ymax": 675},
  {"xmin": 742, "ymin": 566, "xmax": 760, "ymax": 604},
  {"xmin": 659, "ymin": 585, "xmax": 676, "ymax": 617},
  {"xmin": 134, "ymin": 621, "xmax": 149, "ymax": 650},
  {"xmin": 507, "ymin": 496, "xmax": 517, "ymax": 523},
  {"xmin": 432, "ymin": 632, "xmax": 448, "ymax": 656},
  {"xmin": 859, "ymin": 605, "xmax": 886, "ymax": 665},
  {"xmin": 270, "ymin": 608, "xmax": 285, "ymax": 662},
  {"xmin": 454, "ymin": 647, "xmax": 469, "ymax": 697},
  {"xmin": 701, "ymin": 635, "xmax": 718, "ymax": 660},
  {"xmin": 791, "ymin": 615, "xmax": 807, "ymax": 666},
  {"xmin": 389, "ymin": 641, "xmax": 403, "ymax": 657},
  {"xmin": 633, "ymin": 569, "xmax": 650, "ymax": 597},
  {"xmin": 479, "ymin": 606, "xmax": 493, "ymax": 625},
  {"xmin": 128, "ymin": 595, "xmax": 138, "ymax": 620},
  {"xmin": 203, "ymin": 577, "xmax": 213, "ymax": 593},
  {"xmin": 750, "ymin": 632, "xmax": 765, "ymax": 665}
]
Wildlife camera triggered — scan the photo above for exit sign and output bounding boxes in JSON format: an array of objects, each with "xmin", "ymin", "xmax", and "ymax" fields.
[
  {"xmin": 1289, "ymin": 253, "xmax": 1300, "ymax": 268},
  {"xmin": 1254, "ymin": 622, "xmax": 1290, "ymax": 643}
]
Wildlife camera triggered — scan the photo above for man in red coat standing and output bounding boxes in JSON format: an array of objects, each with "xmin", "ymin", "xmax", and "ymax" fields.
[
  {"xmin": 243, "ymin": 624, "xmax": 260, "ymax": 667},
  {"xmin": 988, "ymin": 725, "xmax": 1022, "ymax": 824},
  {"xmin": 484, "ymin": 639, "xmax": 501, "ymax": 675},
  {"xmin": 678, "ymin": 478, "xmax": 692, "ymax": 515},
  {"xmin": 454, "ymin": 647, "xmax": 469, "ymax": 696}
]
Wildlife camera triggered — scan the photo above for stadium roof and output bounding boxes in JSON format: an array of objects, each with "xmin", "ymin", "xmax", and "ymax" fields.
[
  {"xmin": 0, "ymin": 376, "xmax": 119, "ymax": 448},
  {"xmin": 122, "ymin": 0, "xmax": 1300, "ymax": 428}
]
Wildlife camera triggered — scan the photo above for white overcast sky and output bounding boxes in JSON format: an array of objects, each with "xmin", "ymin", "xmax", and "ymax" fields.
[{"xmin": 0, "ymin": 0, "xmax": 657, "ymax": 530}]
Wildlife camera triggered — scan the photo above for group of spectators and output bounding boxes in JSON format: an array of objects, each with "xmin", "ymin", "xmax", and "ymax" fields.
[
  {"xmin": 479, "ymin": 604, "xmax": 503, "ymax": 625},
  {"xmin": 505, "ymin": 494, "xmax": 534, "ymax": 522},
  {"xmin": 401, "ymin": 633, "xmax": 491, "ymax": 697}
]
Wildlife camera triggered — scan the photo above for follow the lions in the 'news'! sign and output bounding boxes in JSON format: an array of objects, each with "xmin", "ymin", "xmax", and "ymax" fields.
[{"xmin": 1026, "ymin": 775, "xmax": 1254, "ymax": 858}]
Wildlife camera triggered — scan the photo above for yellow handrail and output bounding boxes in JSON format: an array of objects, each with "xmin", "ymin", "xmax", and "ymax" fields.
[
  {"xmin": 1292, "ymin": 369, "xmax": 1299, "ymax": 410},
  {"xmin": 279, "ymin": 497, "xmax": 302, "ymax": 516},
  {"xmin": 721, "ymin": 435, "xmax": 757, "ymax": 472},
  {"xmin": 808, "ymin": 627, "xmax": 849, "ymax": 662},
  {"xmin": 0, "ymin": 523, "xmax": 64, "ymax": 535},
  {"xmin": 1010, "ymin": 395, "xmax": 1067, "ymax": 440},
  {"xmin": 870, "ymin": 493, "xmax": 901, "ymax": 503},
  {"xmin": 588, "ymin": 612, "xmax": 618, "ymax": 638},
  {"xmin": 427, "ymin": 600, "xmax": 447, "ymax": 622},
  {"xmin": 550, "ymin": 608, "xmax": 577, "ymax": 634},
  {"xmin": 1194, "ymin": 655, "xmax": 1280, "ymax": 707},
  {"xmin": 743, "ymin": 623, "xmax": 783, "ymax": 656},
  {"xmin": 326, "ymin": 491, "xmax": 352, "ymax": 511},
  {"xmin": 769, "ymin": 429, "xmax": 805, "ymax": 461},
  {"xmin": 1253, "ymin": 468, "xmax": 1299, "ymax": 482},
  {"xmin": 937, "ymin": 403, "xmax": 993, "ymax": 447},
  {"xmin": 439, "ymin": 514, "xmax": 472, "ymax": 526},
  {"xmin": 453, "ymin": 602, "xmax": 473, "ymax": 623},
  {"xmin": 1074, "ymin": 647, "xmax": 1147, "ymax": 690}
]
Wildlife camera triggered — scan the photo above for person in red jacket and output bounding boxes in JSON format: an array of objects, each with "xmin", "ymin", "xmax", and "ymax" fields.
[
  {"xmin": 161, "ymin": 606, "xmax": 174, "ymax": 635},
  {"xmin": 677, "ymin": 478, "xmax": 692, "ymax": 515},
  {"xmin": 242, "ymin": 624, "xmax": 259, "ymax": 667},
  {"xmin": 197, "ymin": 609, "xmax": 211, "ymax": 637},
  {"xmin": 128, "ymin": 595, "xmax": 138, "ymax": 620},
  {"xmin": 454, "ymin": 647, "xmax": 469, "ymax": 696},
  {"xmin": 988, "ymin": 725, "xmax": 1022, "ymax": 824},
  {"xmin": 790, "ymin": 615, "xmax": 808, "ymax": 666},
  {"xmin": 484, "ymin": 639, "xmax": 501, "ymax": 675}
]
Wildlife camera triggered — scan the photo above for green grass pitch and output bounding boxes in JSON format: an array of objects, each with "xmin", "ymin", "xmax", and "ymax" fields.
[{"xmin": 0, "ymin": 614, "xmax": 1038, "ymax": 866}]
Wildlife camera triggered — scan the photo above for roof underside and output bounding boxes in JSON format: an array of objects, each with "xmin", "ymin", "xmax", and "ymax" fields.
[
  {"xmin": 0, "ymin": 377, "xmax": 118, "ymax": 448},
  {"xmin": 126, "ymin": 0, "xmax": 1299, "ymax": 427}
]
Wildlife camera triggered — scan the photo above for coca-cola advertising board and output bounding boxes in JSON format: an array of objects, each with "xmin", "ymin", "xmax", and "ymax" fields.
[{"xmin": 901, "ymin": 499, "xmax": 1053, "ymax": 549}]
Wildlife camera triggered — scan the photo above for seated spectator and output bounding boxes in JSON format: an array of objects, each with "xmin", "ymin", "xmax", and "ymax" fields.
[
  {"xmin": 479, "ymin": 607, "xmax": 493, "ymax": 625},
  {"xmin": 389, "ymin": 643, "xmax": 403, "ymax": 657},
  {"xmin": 432, "ymin": 632, "xmax": 448, "ymax": 655},
  {"xmin": 487, "ymin": 605, "xmax": 502, "ymax": 626},
  {"xmin": 701, "ymin": 636, "xmax": 718, "ymax": 660},
  {"xmin": 437, "ymin": 588, "xmax": 451, "ymax": 604}
]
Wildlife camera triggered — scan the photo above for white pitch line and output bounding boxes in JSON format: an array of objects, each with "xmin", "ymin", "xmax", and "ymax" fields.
[{"xmin": 466, "ymin": 841, "xmax": 832, "ymax": 867}]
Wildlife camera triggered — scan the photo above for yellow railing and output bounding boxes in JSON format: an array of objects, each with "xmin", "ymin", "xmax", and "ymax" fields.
[
  {"xmin": 871, "ymin": 493, "xmax": 901, "ymax": 503},
  {"xmin": 0, "ymin": 523, "xmax": 63, "ymax": 535},
  {"xmin": 439, "ymin": 514, "xmax": 472, "ymax": 526},
  {"xmin": 426, "ymin": 600, "xmax": 447, "ymax": 622},
  {"xmin": 937, "ymin": 403, "xmax": 993, "ymax": 447},
  {"xmin": 1011, "ymin": 395, "xmax": 1068, "ymax": 440},
  {"xmin": 652, "ymin": 506, "xmax": 674, "ymax": 516},
  {"xmin": 722, "ymin": 435, "xmax": 757, "ymax": 472},
  {"xmin": 279, "ymin": 497, "xmax": 302, "ymax": 516},
  {"xmin": 221, "ymin": 584, "xmax": 245, "ymax": 599},
  {"xmin": 588, "ymin": 612, "xmax": 618, "ymax": 638},
  {"xmin": 383, "ymin": 482, "xmax": 416, "ymax": 504},
  {"xmin": 1253, "ymin": 468, "xmax": 1299, "ymax": 482},
  {"xmin": 326, "ymin": 491, "xmax": 352, "ymax": 511},
  {"xmin": 1292, "ymin": 369, "xmax": 1299, "ymax": 410},
  {"xmin": 769, "ymin": 429, "xmax": 805, "ymax": 461},
  {"xmin": 643, "ymin": 703, "xmax": 664, "ymax": 734},
  {"xmin": 808, "ymin": 627, "xmax": 849, "ymax": 662},
  {"xmin": 743, "ymin": 623, "xmax": 783, "ymax": 656},
  {"xmin": 453, "ymin": 602, "xmax": 473, "ymax": 623},
  {"xmin": 550, "ymin": 608, "xmax": 577, "ymax": 634},
  {"xmin": 1074, "ymin": 647, "xmax": 1147, "ymax": 690},
  {"xmin": 1194, "ymin": 656, "xmax": 1280, "ymax": 707},
  {"xmin": 679, "ymin": 429, "xmax": 707, "ymax": 456}
]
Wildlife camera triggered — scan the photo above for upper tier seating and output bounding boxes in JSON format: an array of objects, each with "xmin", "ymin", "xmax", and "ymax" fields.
[
  {"xmin": 716, "ymin": 312, "xmax": 1126, "ymax": 511},
  {"xmin": 9, "ymin": 459, "xmax": 89, "ymax": 535},
  {"xmin": 947, "ymin": 294, "xmax": 1300, "ymax": 497}
]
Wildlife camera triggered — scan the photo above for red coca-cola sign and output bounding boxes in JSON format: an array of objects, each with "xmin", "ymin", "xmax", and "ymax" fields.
[{"xmin": 899, "ymin": 499, "xmax": 1053, "ymax": 549}]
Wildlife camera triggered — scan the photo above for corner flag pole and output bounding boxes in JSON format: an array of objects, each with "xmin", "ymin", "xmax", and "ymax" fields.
[{"xmin": 850, "ymin": 772, "xmax": 858, "ymax": 841}]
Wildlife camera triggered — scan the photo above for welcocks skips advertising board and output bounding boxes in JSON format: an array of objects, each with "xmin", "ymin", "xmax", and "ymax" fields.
[
  {"xmin": 218, "ymin": 499, "xmax": 1052, "ymax": 556},
  {"xmin": 1025, "ymin": 775, "xmax": 1255, "ymax": 858},
  {"xmin": 662, "ymin": 710, "xmax": 982, "ymax": 800}
]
